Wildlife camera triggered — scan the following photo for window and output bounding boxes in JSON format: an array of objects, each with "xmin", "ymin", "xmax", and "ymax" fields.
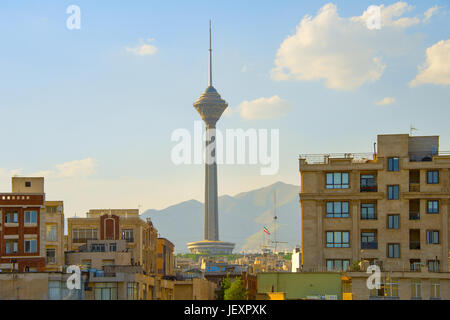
[
  {"xmin": 25, "ymin": 181, "xmax": 31, "ymax": 187},
  {"xmin": 127, "ymin": 282, "xmax": 138, "ymax": 300},
  {"xmin": 427, "ymin": 171, "xmax": 439, "ymax": 184},
  {"xmin": 46, "ymin": 225, "xmax": 57, "ymax": 241},
  {"xmin": 94, "ymin": 283, "xmax": 118, "ymax": 300},
  {"xmin": 427, "ymin": 231, "xmax": 439, "ymax": 244},
  {"xmin": 326, "ymin": 231, "xmax": 350, "ymax": 248},
  {"xmin": 72, "ymin": 229, "xmax": 98, "ymax": 243},
  {"xmin": 361, "ymin": 232, "xmax": 377, "ymax": 249},
  {"xmin": 428, "ymin": 260, "xmax": 440, "ymax": 272},
  {"xmin": 46, "ymin": 248, "xmax": 56, "ymax": 264},
  {"xmin": 5, "ymin": 211, "xmax": 18, "ymax": 223},
  {"xmin": 409, "ymin": 259, "xmax": 421, "ymax": 271},
  {"xmin": 121, "ymin": 229, "xmax": 134, "ymax": 242},
  {"xmin": 5, "ymin": 240, "xmax": 18, "ymax": 254},
  {"xmin": 387, "ymin": 185, "xmax": 399, "ymax": 200},
  {"xmin": 411, "ymin": 280, "xmax": 421, "ymax": 299},
  {"xmin": 360, "ymin": 174, "xmax": 376, "ymax": 192},
  {"xmin": 326, "ymin": 259, "xmax": 350, "ymax": 272},
  {"xmin": 387, "ymin": 215, "xmax": 399, "ymax": 229},
  {"xmin": 91, "ymin": 244, "xmax": 106, "ymax": 252},
  {"xmin": 24, "ymin": 210, "xmax": 38, "ymax": 224},
  {"xmin": 361, "ymin": 203, "xmax": 376, "ymax": 220},
  {"xmin": 387, "ymin": 157, "xmax": 399, "ymax": 171},
  {"xmin": 387, "ymin": 243, "xmax": 400, "ymax": 258},
  {"xmin": 427, "ymin": 200, "xmax": 439, "ymax": 214},
  {"xmin": 326, "ymin": 201, "xmax": 349, "ymax": 218},
  {"xmin": 109, "ymin": 243, "xmax": 117, "ymax": 252},
  {"xmin": 431, "ymin": 280, "xmax": 440, "ymax": 299},
  {"xmin": 25, "ymin": 239, "xmax": 38, "ymax": 253},
  {"xmin": 326, "ymin": 172, "xmax": 349, "ymax": 189},
  {"xmin": 370, "ymin": 276, "xmax": 399, "ymax": 298},
  {"xmin": 81, "ymin": 259, "xmax": 92, "ymax": 270}
]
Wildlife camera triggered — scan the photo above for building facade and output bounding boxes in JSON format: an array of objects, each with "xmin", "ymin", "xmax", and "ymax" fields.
[
  {"xmin": 299, "ymin": 134, "xmax": 450, "ymax": 299},
  {"xmin": 67, "ymin": 209, "xmax": 157, "ymax": 275},
  {"xmin": 0, "ymin": 177, "xmax": 64, "ymax": 272}
]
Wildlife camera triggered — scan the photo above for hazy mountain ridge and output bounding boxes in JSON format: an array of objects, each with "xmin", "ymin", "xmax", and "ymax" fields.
[{"xmin": 141, "ymin": 181, "xmax": 301, "ymax": 253}]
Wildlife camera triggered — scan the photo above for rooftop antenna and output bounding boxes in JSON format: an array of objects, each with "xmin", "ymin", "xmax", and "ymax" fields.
[
  {"xmin": 271, "ymin": 189, "xmax": 287, "ymax": 254},
  {"xmin": 410, "ymin": 125, "xmax": 418, "ymax": 136},
  {"xmin": 208, "ymin": 19, "xmax": 212, "ymax": 87}
]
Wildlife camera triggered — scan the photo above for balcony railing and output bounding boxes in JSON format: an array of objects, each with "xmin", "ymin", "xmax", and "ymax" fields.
[
  {"xmin": 409, "ymin": 183, "xmax": 420, "ymax": 192},
  {"xmin": 360, "ymin": 185, "xmax": 378, "ymax": 192},
  {"xmin": 409, "ymin": 241, "xmax": 420, "ymax": 250},
  {"xmin": 299, "ymin": 153, "xmax": 375, "ymax": 164},
  {"xmin": 361, "ymin": 241, "xmax": 378, "ymax": 249},
  {"xmin": 409, "ymin": 151, "xmax": 450, "ymax": 162},
  {"xmin": 409, "ymin": 212, "xmax": 420, "ymax": 220}
]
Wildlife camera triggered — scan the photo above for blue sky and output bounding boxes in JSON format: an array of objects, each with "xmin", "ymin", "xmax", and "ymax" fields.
[{"xmin": 0, "ymin": 1, "xmax": 449, "ymax": 220}]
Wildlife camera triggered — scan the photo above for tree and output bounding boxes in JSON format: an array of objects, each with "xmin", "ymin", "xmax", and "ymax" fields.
[
  {"xmin": 216, "ymin": 276, "xmax": 232, "ymax": 300},
  {"xmin": 224, "ymin": 277, "xmax": 247, "ymax": 300}
]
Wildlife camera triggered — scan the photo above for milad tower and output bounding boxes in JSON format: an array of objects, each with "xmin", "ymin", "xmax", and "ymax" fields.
[{"xmin": 187, "ymin": 22, "xmax": 235, "ymax": 255}]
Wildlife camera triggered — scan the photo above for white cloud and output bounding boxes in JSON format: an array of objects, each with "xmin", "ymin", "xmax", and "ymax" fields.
[
  {"xmin": 375, "ymin": 97, "xmax": 396, "ymax": 105},
  {"xmin": 272, "ymin": 2, "xmax": 436, "ymax": 91},
  {"xmin": 238, "ymin": 95, "xmax": 291, "ymax": 120},
  {"xmin": 423, "ymin": 6, "xmax": 439, "ymax": 23},
  {"xmin": 126, "ymin": 39, "xmax": 158, "ymax": 56},
  {"xmin": 32, "ymin": 158, "xmax": 98, "ymax": 179},
  {"xmin": 410, "ymin": 39, "xmax": 450, "ymax": 87}
]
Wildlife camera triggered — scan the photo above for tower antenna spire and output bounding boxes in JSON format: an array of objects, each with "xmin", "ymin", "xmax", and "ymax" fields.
[{"xmin": 209, "ymin": 19, "xmax": 212, "ymax": 87}]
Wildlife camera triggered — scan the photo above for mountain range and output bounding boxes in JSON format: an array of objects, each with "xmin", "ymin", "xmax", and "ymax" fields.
[{"xmin": 140, "ymin": 181, "xmax": 301, "ymax": 253}]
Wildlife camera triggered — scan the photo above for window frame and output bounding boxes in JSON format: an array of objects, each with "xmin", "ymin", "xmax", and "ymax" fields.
[
  {"xmin": 326, "ymin": 201, "xmax": 349, "ymax": 218},
  {"xmin": 387, "ymin": 214, "xmax": 400, "ymax": 229},
  {"xmin": 24, "ymin": 239, "xmax": 38, "ymax": 253},
  {"xmin": 361, "ymin": 203, "xmax": 376, "ymax": 220},
  {"xmin": 326, "ymin": 231, "xmax": 350, "ymax": 248},
  {"xmin": 325, "ymin": 172, "xmax": 350, "ymax": 189},
  {"xmin": 426, "ymin": 230, "xmax": 439, "ymax": 244},
  {"xmin": 387, "ymin": 157, "xmax": 399, "ymax": 171},
  {"xmin": 427, "ymin": 170, "xmax": 439, "ymax": 184},
  {"xmin": 387, "ymin": 243, "xmax": 400, "ymax": 258},
  {"xmin": 387, "ymin": 185, "xmax": 399, "ymax": 200},
  {"xmin": 24, "ymin": 210, "xmax": 38, "ymax": 224},
  {"xmin": 427, "ymin": 200, "xmax": 439, "ymax": 214}
]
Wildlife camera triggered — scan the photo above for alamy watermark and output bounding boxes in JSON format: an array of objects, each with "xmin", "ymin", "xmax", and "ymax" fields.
[
  {"xmin": 171, "ymin": 121, "xmax": 279, "ymax": 175},
  {"xmin": 66, "ymin": 5, "xmax": 81, "ymax": 30}
]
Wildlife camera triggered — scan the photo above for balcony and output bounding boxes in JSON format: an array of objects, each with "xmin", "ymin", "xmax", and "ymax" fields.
[
  {"xmin": 360, "ymin": 185, "xmax": 378, "ymax": 192},
  {"xmin": 409, "ymin": 241, "xmax": 420, "ymax": 250},
  {"xmin": 409, "ymin": 212, "xmax": 420, "ymax": 220},
  {"xmin": 361, "ymin": 241, "xmax": 378, "ymax": 249},
  {"xmin": 409, "ymin": 183, "xmax": 420, "ymax": 192},
  {"xmin": 299, "ymin": 153, "xmax": 375, "ymax": 164}
]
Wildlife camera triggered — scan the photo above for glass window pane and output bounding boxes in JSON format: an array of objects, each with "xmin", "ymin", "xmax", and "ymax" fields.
[
  {"xmin": 326, "ymin": 173, "xmax": 333, "ymax": 185},
  {"xmin": 342, "ymin": 202, "xmax": 349, "ymax": 214},
  {"xmin": 334, "ymin": 202, "xmax": 341, "ymax": 214},
  {"xmin": 327, "ymin": 202, "xmax": 333, "ymax": 214},
  {"xmin": 334, "ymin": 173, "xmax": 341, "ymax": 185},
  {"xmin": 342, "ymin": 173, "xmax": 349, "ymax": 184}
]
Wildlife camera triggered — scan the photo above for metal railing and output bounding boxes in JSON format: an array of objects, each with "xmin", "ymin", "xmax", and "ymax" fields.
[
  {"xmin": 409, "ymin": 151, "xmax": 450, "ymax": 162},
  {"xmin": 409, "ymin": 212, "xmax": 420, "ymax": 220},
  {"xmin": 299, "ymin": 153, "xmax": 375, "ymax": 164},
  {"xmin": 361, "ymin": 241, "xmax": 378, "ymax": 249}
]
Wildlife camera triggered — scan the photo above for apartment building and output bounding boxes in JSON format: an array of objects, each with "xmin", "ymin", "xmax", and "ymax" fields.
[
  {"xmin": 299, "ymin": 134, "xmax": 450, "ymax": 299},
  {"xmin": 0, "ymin": 177, "xmax": 64, "ymax": 272},
  {"xmin": 67, "ymin": 209, "xmax": 157, "ymax": 275},
  {"xmin": 157, "ymin": 237, "xmax": 175, "ymax": 278}
]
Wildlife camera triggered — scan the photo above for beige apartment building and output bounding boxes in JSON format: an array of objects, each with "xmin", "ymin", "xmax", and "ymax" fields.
[
  {"xmin": 0, "ymin": 177, "xmax": 64, "ymax": 272},
  {"xmin": 299, "ymin": 134, "xmax": 450, "ymax": 299},
  {"xmin": 67, "ymin": 209, "xmax": 158, "ymax": 275}
]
